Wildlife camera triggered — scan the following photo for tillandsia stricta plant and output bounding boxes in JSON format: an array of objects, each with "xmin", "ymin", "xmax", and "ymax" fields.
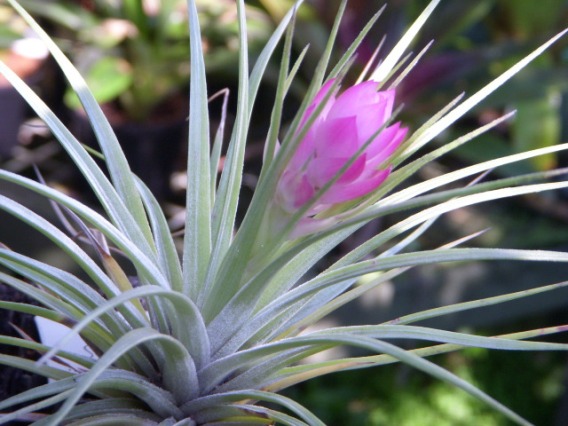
[{"xmin": 1, "ymin": 0, "xmax": 568, "ymax": 424}]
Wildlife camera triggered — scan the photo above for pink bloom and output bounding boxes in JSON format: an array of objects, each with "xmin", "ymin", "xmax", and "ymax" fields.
[{"xmin": 276, "ymin": 79, "xmax": 407, "ymax": 215}]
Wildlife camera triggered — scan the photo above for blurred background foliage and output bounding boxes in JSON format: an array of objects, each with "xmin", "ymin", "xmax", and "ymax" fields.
[
  {"xmin": 15, "ymin": 0, "xmax": 275, "ymax": 120},
  {"xmin": 1, "ymin": 0, "xmax": 568, "ymax": 424},
  {"xmin": 283, "ymin": 345, "xmax": 567, "ymax": 425}
]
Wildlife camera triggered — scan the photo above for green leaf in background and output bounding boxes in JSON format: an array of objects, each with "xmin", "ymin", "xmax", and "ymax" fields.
[
  {"xmin": 496, "ymin": 0, "xmax": 566, "ymax": 38},
  {"xmin": 512, "ymin": 90, "xmax": 562, "ymax": 171},
  {"xmin": 0, "ymin": 3, "xmax": 27, "ymax": 48},
  {"xmin": 64, "ymin": 57, "xmax": 133, "ymax": 109}
]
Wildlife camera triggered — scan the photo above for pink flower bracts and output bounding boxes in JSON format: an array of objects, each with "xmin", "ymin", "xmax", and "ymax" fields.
[{"xmin": 276, "ymin": 79, "xmax": 407, "ymax": 218}]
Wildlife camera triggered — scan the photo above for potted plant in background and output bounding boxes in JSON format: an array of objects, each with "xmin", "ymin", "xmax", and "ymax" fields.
[{"xmin": 18, "ymin": 0, "xmax": 273, "ymax": 199}]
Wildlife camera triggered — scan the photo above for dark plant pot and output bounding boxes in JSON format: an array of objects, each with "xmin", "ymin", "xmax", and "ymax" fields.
[
  {"xmin": 114, "ymin": 118, "xmax": 187, "ymax": 199},
  {"xmin": 0, "ymin": 84, "xmax": 29, "ymax": 159},
  {"xmin": 70, "ymin": 97, "xmax": 188, "ymax": 202},
  {"xmin": 0, "ymin": 283, "xmax": 47, "ymax": 403},
  {"xmin": 0, "ymin": 38, "xmax": 50, "ymax": 160}
]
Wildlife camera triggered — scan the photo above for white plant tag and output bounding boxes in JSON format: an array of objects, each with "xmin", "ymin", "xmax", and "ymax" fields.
[{"xmin": 34, "ymin": 317, "xmax": 96, "ymax": 374}]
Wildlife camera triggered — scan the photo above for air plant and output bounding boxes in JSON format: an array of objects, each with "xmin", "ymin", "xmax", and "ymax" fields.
[{"xmin": 0, "ymin": 0, "xmax": 567, "ymax": 424}]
